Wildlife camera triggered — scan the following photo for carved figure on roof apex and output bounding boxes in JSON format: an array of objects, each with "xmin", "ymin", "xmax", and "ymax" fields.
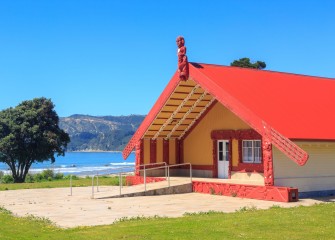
[{"xmin": 176, "ymin": 36, "xmax": 189, "ymax": 81}]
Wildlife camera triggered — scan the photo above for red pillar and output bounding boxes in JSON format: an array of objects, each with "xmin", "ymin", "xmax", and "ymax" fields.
[
  {"xmin": 140, "ymin": 139, "xmax": 144, "ymax": 165},
  {"xmin": 263, "ymin": 137, "xmax": 274, "ymax": 186},
  {"xmin": 135, "ymin": 141, "xmax": 141, "ymax": 176},
  {"xmin": 175, "ymin": 139, "xmax": 184, "ymax": 164}
]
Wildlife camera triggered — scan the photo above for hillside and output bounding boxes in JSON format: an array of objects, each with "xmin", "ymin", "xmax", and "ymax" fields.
[{"xmin": 59, "ymin": 114, "xmax": 145, "ymax": 151}]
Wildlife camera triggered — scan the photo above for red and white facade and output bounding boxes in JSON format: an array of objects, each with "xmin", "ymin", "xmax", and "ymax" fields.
[{"xmin": 123, "ymin": 62, "xmax": 335, "ymax": 202}]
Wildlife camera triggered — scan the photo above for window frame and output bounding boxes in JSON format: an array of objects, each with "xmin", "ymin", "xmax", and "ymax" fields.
[{"xmin": 242, "ymin": 140, "xmax": 262, "ymax": 164}]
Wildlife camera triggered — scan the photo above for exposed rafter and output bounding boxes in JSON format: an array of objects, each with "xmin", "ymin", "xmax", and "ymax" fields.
[
  {"xmin": 166, "ymin": 91, "xmax": 208, "ymax": 139},
  {"xmin": 151, "ymin": 84, "xmax": 200, "ymax": 140},
  {"xmin": 178, "ymin": 97, "xmax": 216, "ymax": 139}
]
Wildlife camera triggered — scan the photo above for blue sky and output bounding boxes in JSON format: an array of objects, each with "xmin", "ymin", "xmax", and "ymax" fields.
[{"xmin": 1, "ymin": 0, "xmax": 334, "ymax": 117}]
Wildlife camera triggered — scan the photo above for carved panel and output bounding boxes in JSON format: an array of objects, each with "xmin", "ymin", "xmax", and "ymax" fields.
[
  {"xmin": 135, "ymin": 141, "xmax": 141, "ymax": 176},
  {"xmin": 263, "ymin": 137, "xmax": 274, "ymax": 186},
  {"xmin": 193, "ymin": 181, "xmax": 298, "ymax": 202}
]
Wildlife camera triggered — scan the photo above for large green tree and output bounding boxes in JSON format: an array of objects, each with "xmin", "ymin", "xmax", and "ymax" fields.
[
  {"xmin": 230, "ymin": 58, "xmax": 266, "ymax": 69},
  {"xmin": 0, "ymin": 98, "xmax": 70, "ymax": 183}
]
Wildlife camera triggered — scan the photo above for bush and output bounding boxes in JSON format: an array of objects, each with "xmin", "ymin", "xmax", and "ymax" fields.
[
  {"xmin": 71, "ymin": 175, "xmax": 79, "ymax": 180},
  {"xmin": 54, "ymin": 172, "xmax": 64, "ymax": 180},
  {"xmin": 41, "ymin": 169, "xmax": 54, "ymax": 180},
  {"xmin": 25, "ymin": 173, "xmax": 35, "ymax": 183},
  {"xmin": 1, "ymin": 175, "xmax": 14, "ymax": 183},
  {"xmin": 64, "ymin": 175, "xmax": 79, "ymax": 180},
  {"xmin": 34, "ymin": 173, "xmax": 44, "ymax": 182},
  {"xmin": 0, "ymin": 171, "xmax": 4, "ymax": 179}
]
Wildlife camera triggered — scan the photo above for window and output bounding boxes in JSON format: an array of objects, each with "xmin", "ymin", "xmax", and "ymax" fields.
[
  {"xmin": 218, "ymin": 141, "xmax": 229, "ymax": 161},
  {"xmin": 242, "ymin": 140, "xmax": 261, "ymax": 163}
]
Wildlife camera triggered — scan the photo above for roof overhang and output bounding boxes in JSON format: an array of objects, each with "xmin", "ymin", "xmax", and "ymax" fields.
[{"xmin": 123, "ymin": 63, "xmax": 309, "ymax": 166}]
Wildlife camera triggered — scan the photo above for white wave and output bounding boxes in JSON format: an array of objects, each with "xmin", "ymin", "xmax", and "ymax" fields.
[{"xmin": 110, "ymin": 162, "xmax": 135, "ymax": 166}]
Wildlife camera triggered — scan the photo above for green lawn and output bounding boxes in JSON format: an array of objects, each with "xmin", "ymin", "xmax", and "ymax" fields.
[
  {"xmin": 0, "ymin": 176, "xmax": 123, "ymax": 191},
  {"xmin": 0, "ymin": 203, "xmax": 334, "ymax": 240}
]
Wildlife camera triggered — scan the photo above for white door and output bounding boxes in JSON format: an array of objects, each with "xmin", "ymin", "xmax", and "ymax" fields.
[{"xmin": 217, "ymin": 140, "xmax": 229, "ymax": 179}]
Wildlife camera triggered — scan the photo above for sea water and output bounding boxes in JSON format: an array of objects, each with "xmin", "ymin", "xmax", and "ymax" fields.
[{"xmin": 0, "ymin": 152, "xmax": 135, "ymax": 176}]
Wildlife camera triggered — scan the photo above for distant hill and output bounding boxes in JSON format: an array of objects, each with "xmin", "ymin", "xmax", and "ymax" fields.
[{"xmin": 59, "ymin": 114, "xmax": 145, "ymax": 151}]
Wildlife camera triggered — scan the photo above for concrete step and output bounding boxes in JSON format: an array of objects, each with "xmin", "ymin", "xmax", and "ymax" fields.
[{"xmin": 94, "ymin": 177, "xmax": 192, "ymax": 199}]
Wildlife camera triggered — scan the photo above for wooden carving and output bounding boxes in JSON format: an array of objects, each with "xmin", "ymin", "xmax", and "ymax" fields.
[
  {"xmin": 176, "ymin": 36, "xmax": 189, "ymax": 81},
  {"xmin": 262, "ymin": 138, "xmax": 274, "ymax": 186}
]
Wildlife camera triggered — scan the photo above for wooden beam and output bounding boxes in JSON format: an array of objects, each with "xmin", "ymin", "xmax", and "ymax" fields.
[
  {"xmin": 152, "ymin": 85, "xmax": 200, "ymax": 140},
  {"xmin": 167, "ymin": 91, "xmax": 209, "ymax": 139},
  {"xmin": 179, "ymin": 97, "xmax": 216, "ymax": 139}
]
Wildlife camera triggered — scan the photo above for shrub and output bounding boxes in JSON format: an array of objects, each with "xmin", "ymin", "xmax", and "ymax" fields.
[
  {"xmin": 34, "ymin": 173, "xmax": 44, "ymax": 182},
  {"xmin": 64, "ymin": 174, "xmax": 79, "ymax": 180},
  {"xmin": 54, "ymin": 172, "xmax": 64, "ymax": 180},
  {"xmin": 72, "ymin": 175, "xmax": 79, "ymax": 180},
  {"xmin": 47, "ymin": 177, "xmax": 52, "ymax": 181},
  {"xmin": 1, "ymin": 175, "xmax": 14, "ymax": 183},
  {"xmin": 0, "ymin": 171, "xmax": 4, "ymax": 179},
  {"xmin": 41, "ymin": 169, "xmax": 54, "ymax": 180},
  {"xmin": 25, "ymin": 173, "xmax": 35, "ymax": 183}
]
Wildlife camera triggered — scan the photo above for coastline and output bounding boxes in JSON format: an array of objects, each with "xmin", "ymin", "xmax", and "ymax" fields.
[{"xmin": 0, "ymin": 152, "xmax": 135, "ymax": 176}]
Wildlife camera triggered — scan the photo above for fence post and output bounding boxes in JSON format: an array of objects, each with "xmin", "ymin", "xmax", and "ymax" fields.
[
  {"xmin": 168, "ymin": 165, "xmax": 170, "ymax": 187},
  {"xmin": 119, "ymin": 172, "xmax": 122, "ymax": 196},
  {"xmin": 190, "ymin": 164, "xmax": 192, "ymax": 183},
  {"xmin": 91, "ymin": 176, "xmax": 95, "ymax": 199},
  {"xmin": 144, "ymin": 165, "xmax": 146, "ymax": 192},
  {"xmin": 96, "ymin": 173, "xmax": 99, "ymax": 192},
  {"xmin": 70, "ymin": 175, "xmax": 72, "ymax": 196}
]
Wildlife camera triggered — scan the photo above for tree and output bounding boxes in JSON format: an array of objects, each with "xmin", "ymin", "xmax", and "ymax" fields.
[
  {"xmin": 230, "ymin": 58, "xmax": 266, "ymax": 70},
  {"xmin": 0, "ymin": 98, "xmax": 70, "ymax": 183}
]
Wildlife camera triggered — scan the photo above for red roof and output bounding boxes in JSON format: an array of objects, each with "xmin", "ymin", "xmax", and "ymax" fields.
[
  {"xmin": 123, "ymin": 63, "xmax": 335, "ymax": 164},
  {"xmin": 192, "ymin": 63, "xmax": 335, "ymax": 140}
]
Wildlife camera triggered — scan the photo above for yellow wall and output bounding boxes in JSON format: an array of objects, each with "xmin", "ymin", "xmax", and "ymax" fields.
[
  {"xmin": 183, "ymin": 102, "xmax": 250, "ymax": 165},
  {"xmin": 230, "ymin": 172, "xmax": 264, "ymax": 185},
  {"xmin": 143, "ymin": 139, "xmax": 150, "ymax": 164},
  {"xmin": 232, "ymin": 139, "xmax": 239, "ymax": 167},
  {"xmin": 273, "ymin": 142, "xmax": 335, "ymax": 192},
  {"xmin": 156, "ymin": 138, "xmax": 163, "ymax": 162},
  {"xmin": 169, "ymin": 139, "xmax": 176, "ymax": 164}
]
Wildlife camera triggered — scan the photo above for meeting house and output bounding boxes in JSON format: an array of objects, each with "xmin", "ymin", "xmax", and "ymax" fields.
[{"xmin": 122, "ymin": 37, "xmax": 335, "ymax": 202}]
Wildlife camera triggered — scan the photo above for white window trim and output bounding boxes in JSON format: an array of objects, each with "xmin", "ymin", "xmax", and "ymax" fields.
[{"xmin": 242, "ymin": 140, "xmax": 262, "ymax": 164}]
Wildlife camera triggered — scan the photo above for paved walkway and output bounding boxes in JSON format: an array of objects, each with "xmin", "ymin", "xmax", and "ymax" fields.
[{"xmin": 0, "ymin": 185, "xmax": 334, "ymax": 228}]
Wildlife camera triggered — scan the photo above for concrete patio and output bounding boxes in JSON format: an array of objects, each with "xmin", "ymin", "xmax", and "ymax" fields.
[{"xmin": 0, "ymin": 183, "xmax": 334, "ymax": 228}]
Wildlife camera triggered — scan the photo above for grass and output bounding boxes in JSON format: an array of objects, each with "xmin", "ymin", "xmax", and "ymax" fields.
[
  {"xmin": 0, "ymin": 203, "xmax": 334, "ymax": 239},
  {"xmin": 0, "ymin": 176, "xmax": 123, "ymax": 191}
]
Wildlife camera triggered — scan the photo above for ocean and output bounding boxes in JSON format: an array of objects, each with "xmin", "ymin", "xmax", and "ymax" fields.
[{"xmin": 0, "ymin": 152, "xmax": 135, "ymax": 176}]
